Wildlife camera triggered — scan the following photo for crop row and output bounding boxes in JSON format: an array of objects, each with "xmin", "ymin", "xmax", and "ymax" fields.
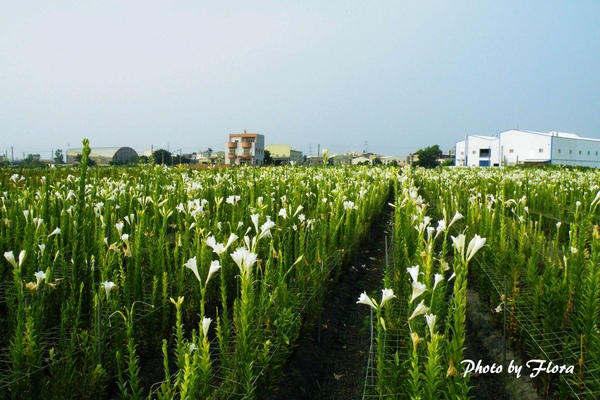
[
  {"xmin": 366, "ymin": 166, "xmax": 600, "ymax": 399},
  {"xmin": 0, "ymin": 141, "xmax": 394, "ymax": 400}
]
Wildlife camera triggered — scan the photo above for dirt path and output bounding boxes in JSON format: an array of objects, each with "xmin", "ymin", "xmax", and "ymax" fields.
[
  {"xmin": 266, "ymin": 208, "xmax": 391, "ymax": 400},
  {"xmin": 267, "ymin": 207, "xmax": 541, "ymax": 399},
  {"xmin": 465, "ymin": 289, "xmax": 541, "ymax": 400}
]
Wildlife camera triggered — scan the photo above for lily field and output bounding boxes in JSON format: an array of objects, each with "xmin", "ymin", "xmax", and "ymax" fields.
[{"xmin": 1, "ymin": 145, "xmax": 600, "ymax": 399}]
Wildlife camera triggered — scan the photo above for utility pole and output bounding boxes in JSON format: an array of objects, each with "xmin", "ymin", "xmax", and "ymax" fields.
[{"xmin": 317, "ymin": 144, "xmax": 320, "ymax": 165}]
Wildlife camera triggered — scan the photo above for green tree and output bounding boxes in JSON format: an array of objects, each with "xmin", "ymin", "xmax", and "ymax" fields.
[
  {"xmin": 172, "ymin": 154, "xmax": 191, "ymax": 165},
  {"xmin": 263, "ymin": 149, "xmax": 274, "ymax": 165},
  {"xmin": 53, "ymin": 149, "xmax": 65, "ymax": 164},
  {"xmin": 153, "ymin": 149, "xmax": 172, "ymax": 165},
  {"xmin": 23, "ymin": 154, "xmax": 42, "ymax": 165},
  {"xmin": 413, "ymin": 145, "xmax": 443, "ymax": 168}
]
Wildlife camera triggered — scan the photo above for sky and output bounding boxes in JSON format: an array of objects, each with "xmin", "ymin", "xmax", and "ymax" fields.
[{"xmin": 2, "ymin": 1, "xmax": 600, "ymax": 160}]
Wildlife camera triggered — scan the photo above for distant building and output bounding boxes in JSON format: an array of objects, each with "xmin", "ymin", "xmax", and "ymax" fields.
[
  {"xmin": 381, "ymin": 156, "xmax": 407, "ymax": 165},
  {"xmin": 264, "ymin": 144, "xmax": 303, "ymax": 165},
  {"xmin": 456, "ymin": 129, "xmax": 600, "ymax": 168},
  {"xmin": 455, "ymin": 135, "xmax": 500, "ymax": 167},
  {"xmin": 330, "ymin": 154, "xmax": 352, "ymax": 165},
  {"xmin": 352, "ymin": 156, "xmax": 372, "ymax": 165},
  {"xmin": 225, "ymin": 132, "xmax": 265, "ymax": 165},
  {"xmin": 67, "ymin": 147, "xmax": 138, "ymax": 165}
]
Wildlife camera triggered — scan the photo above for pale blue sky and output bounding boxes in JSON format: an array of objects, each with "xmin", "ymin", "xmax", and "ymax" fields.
[{"xmin": 2, "ymin": 1, "xmax": 599, "ymax": 159}]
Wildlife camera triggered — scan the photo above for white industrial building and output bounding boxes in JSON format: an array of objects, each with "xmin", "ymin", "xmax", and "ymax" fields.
[
  {"xmin": 456, "ymin": 129, "xmax": 600, "ymax": 168},
  {"xmin": 455, "ymin": 135, "xmax": 500, "ymax": 167}
]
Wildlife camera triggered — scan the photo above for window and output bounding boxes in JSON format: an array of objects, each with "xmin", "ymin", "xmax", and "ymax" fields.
[
  {"xmin": 479, "ymin": 149, "xmax": 490, "ymax": 157},
  {"xmin": 579, "ymin": 150, "xmax": 582, "ymax": 155},
  {"xmin": 569, "ymin": 150, "xmax": 572, "ymax": 154},
  {"xmin": 558, "ymin": 149, "xmax": 562, "ymax": 154},
  {"xmin": 539, "ymin": 148, "xmax": 543, "ymax": 153},
  {"xmin": 472, "ymin": 150, "xmax": 476, "ymax": 154},
  {"xmin": 588, "ymin": 151, "xmax": 591, "ymax": 155},
  {"xmin": 509, "ymin": 149, "xmax": 514, "ymax": 153},
  {"xmin": 460, "ymin": 151, "xmax": 464, "ymax": 155}
]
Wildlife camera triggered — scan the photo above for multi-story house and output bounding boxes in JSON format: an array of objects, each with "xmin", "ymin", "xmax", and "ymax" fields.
[{"xmin": 225, "ymin": 131, "xmax": 265, "ymax": 165}]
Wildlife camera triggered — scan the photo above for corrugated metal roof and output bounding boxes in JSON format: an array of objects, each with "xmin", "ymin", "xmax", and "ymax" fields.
[{"xmin": 67, "ymin": 147, "xmax": 134, "ymax": 158}]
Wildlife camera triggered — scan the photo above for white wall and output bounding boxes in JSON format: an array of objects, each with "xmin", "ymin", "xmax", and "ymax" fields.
[
  {"xmin": 455, "ymin": 140, "xmax": 466, "ymax": 166},
  {"xmin": 551, "ymin": 135, "xmax": 600, "ymax": 168},
  {"xmin": 465, "ymin": 136, "xmax": 500, "ymax": 167},
  {"xmin": 499, "ymin": 130, "xmax": 551, "ymax": 166}
]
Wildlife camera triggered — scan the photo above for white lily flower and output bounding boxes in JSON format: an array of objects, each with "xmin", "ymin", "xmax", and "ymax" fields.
[
  {"xmin": 466, "ymin": 234, "xmax": 486, "ymax": 261},
  {"xmin": 206, "ymin": 260, "xmax": 221, "ymax": 285},
  {"xmin": 258, "ymin": 219, "xmax": 276, "ymax": 240},
  {"xmin": 33, "ymin": 217, "xmax": 43, "ymax": 229},
  {"xmin": 407, "ymin": 265, "xmax": 420, "ymax": 283},
  {"xmin": 356, "ymin": 292, "xmax": 378, "ymax": 310},
  {"xmin": 18, "ymin": 250, "xmax": 26, "ymax": 267},
  {"xmin": 34, "ymin": 270, "xmax": 46, "ymax": 287},
  {"xmin": 202, "ymin": 317, "xmax": 212, "ymax": 338},
  {"xmin": 184, "ymin": 256, "xmax": 201, "ymax": 283},
  {"xmin": 448, "ymin": 211, "xmax": 463, "ymax": 228},
  {"xmin": 38, "ymin": 244, "xmax": 46, "ymax": 255},
  {"xmin": 49, "ymin": 227, "xmax": 61, "ymax": 236},
  {"xmin": 451, "ymin": 234, "xmax": 466, "ymax": 261},
  {"xmin": 102, "ymin": 281, "xmax": 117, "ymax": 300},
  {"xmin": 410, "ymin": 281, "xmax": 427, "ymax": 303},
  {"xmin": 251, "ymin": 213, "xmax": 260, "ymax": 233},
  {"xmin": 433, "ymin": 273, "xmax": 444, "ymax": 290},
  {"xmin": 115, "ymin": 222, "xmax": 124, "ymax": 237},
  {"xmin": 206, "ymin": 236, "xmax": 223, "ymax": 255},
  {"xmin": 230, "ymin": 248, "xmax": 257, "ymax": 277},
  {"xmin": 591, "ymin": 190, "xmax": 600, "ymax": 209},
  {"xmin": 225, "ymin": 233, "xmax": 238, "ymax": 250},
  {"xmin": 293, "ymin": 205, "xmax": 304, "ymax": 217},
  {"xmin": 425, "ymin": 313, "xmax": 437, "ymax": 336},
  {"xmin": 4, "ymin": 251, "xmax": 17, "ymax": 268},
  {"xmin": 426, "ymin": 226, "xmax": 435, "ymax": 242},
  {"xmin": 436, "ymin": 219, "xmax": 446, "ymax": 237},
  {"xmin": 408, "ymin": 300, "xmax": 430, "ymax": 321},
  {"xmin": 278, "ymin": 208, "xmax": 287, "ymax": 219},
  {"xmin": 380, "ymin": 288, "xmax": 396, "ymax": 308}
]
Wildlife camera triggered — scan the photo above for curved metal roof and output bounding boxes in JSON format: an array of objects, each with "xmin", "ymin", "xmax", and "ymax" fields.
[{"xmin": 67, "ymin": 147, "xmax": 137, "ymax": 158}]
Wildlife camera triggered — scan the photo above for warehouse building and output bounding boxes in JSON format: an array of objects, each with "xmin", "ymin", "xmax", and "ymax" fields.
[
  {"xmin": 456, "ymin": 129, "xmax": 600, "ymax": 168},
  {"xmin": 67, "ymin": 147, "xmax": 139, "ymax": 165}
]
